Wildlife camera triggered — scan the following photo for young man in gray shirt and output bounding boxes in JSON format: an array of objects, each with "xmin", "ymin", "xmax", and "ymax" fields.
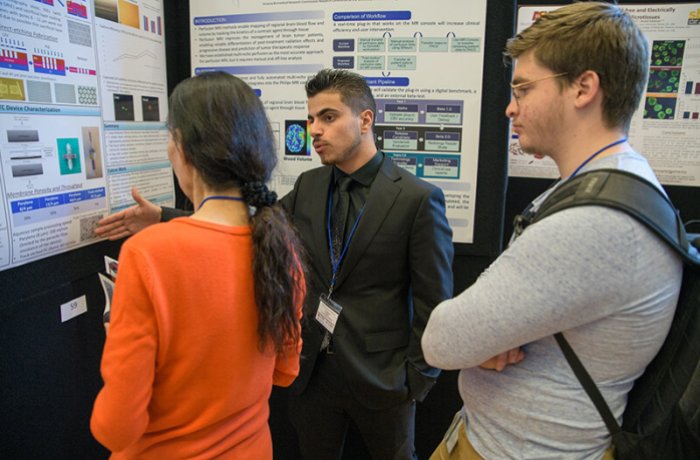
[{"xmin": 423, "ymin": 3, "xmax": 682, "ymax": 459}]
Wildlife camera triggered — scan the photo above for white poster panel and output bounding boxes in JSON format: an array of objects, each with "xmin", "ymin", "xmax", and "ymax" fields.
[
  {"xmin": 190, "ymin": 0, "xmax": 488, "ymax": 244},
  {"xmin": 509, "ymin": 3, "xmax": 700, "ymax": 187},
  {"xmin": 93, "ymin": 0, "xmax": 174, "ymax": 213},
  {"xmin": 0, "ymin": 0, "xmax": 174, "ymax": 271}
]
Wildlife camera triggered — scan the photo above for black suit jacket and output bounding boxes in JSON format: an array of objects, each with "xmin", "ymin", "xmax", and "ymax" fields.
[{"xmin": 280, "ymin": 155, "xmax": 454, "ymax": 410}]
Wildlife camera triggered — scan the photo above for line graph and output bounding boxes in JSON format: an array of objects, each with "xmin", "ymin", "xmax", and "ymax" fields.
[{"xmin": 112, "ymin": 50, "xmax": 158, "ymax": 63}]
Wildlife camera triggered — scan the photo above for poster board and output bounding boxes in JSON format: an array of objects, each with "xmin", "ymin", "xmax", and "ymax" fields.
[
  {"xmin": 189, "ymin": 0, "xmax": 511, "ymax": 250},
  {"xmin": 0, "ymin": 0, "xmax": 174, "ymax": 272},
  {"xmin": 509, "ymin": 2, "xmax": 700, "ymax": 187}
]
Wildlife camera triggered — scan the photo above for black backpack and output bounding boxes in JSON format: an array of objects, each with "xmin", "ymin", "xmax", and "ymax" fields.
[{"xmin": 514, "ymin": 168, "xmax": 700, "ymax": 459}]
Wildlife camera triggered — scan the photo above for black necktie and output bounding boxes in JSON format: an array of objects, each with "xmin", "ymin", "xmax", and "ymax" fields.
[
  {"xmin": 322, "ymin": 176, "xmax": 352, "ymax": 353},
  {"xmin": 331, "ymin": 176, "xmax": 352, "ymax": 260}
]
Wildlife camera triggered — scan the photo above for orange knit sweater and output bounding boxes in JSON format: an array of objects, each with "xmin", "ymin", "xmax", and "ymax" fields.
[{"xmin": 91, "ymin": 218, "xmax": 303, "ymax": 459}]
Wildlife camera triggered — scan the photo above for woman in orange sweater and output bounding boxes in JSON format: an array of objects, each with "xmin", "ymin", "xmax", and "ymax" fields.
[{"xmin": 91, "ymin": 71, "xmax": 305, "ymax": 459}]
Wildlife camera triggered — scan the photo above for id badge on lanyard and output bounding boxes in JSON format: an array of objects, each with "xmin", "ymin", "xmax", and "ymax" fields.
[{"xmin": 316, "ymin": 293, "xmax": 342, "ymax": 333}]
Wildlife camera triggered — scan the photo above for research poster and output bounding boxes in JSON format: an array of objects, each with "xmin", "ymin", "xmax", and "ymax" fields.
[
  {"xmin": 190, "ymin": 0, "xmax": 488, "ymax": 244},
  {"xmin": 0, "ymin": 0, "xmax": 174, "ymax": 271},
  {"xmin": 509, "ymin": 3, "xmax": 700, "ymax": 187}
]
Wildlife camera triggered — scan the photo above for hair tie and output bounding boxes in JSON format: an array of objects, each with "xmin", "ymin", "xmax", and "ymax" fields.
[{"xmin": 241, "ymin": 181, "xmax": 277, "ymax": 208}]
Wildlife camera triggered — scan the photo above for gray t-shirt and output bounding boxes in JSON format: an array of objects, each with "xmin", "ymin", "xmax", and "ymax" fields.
[{"xmin": 423, "ymin": 151, "xmax": 683, "ymax": 459}]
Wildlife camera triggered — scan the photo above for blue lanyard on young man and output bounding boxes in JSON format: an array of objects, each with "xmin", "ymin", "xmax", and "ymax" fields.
[
  {"xmin": 326, "ymin": 185, "xmax": 365, "ymax": 295},
  {"xmin": 567, "ymin": 137, "xmax": 627, "ymax": 180},
  {"xmin": 513, "ymin": 137, "xmax": 627, "ymax": 238}
]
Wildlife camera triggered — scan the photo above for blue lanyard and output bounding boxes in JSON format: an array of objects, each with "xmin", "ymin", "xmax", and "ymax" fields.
[
  {"xmin": 568, "ymin": 138, "xmax": 627, "ymax": 180},
  {"xmin": 326, "ymin": 186, "xmax": 365, "ymax": 294},
  {"xmin": 513, "ymin": 138, "xmax": 627, "ymax": 240},
  {"xmin": 197, "ymin": 195, "xmax": 244, "ymax": 210}
]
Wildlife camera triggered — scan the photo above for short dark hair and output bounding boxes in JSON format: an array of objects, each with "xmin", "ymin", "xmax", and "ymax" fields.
[
  {"xmin": 305, "ymin": 69, "xmax": 377, "ymax": 118},
  {"xmin": 505, "ymin": 2, "xmax": 649, "ymax": 132}
]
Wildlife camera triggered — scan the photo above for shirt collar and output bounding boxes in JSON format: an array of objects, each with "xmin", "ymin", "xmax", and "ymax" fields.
[{"xmin": 333, "ymin": 150, "xmax": 383, "ymax": 187}]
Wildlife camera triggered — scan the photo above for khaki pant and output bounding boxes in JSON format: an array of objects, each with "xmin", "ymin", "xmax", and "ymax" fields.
[
  {"xmin": 429, "ymin": 412, "xmax": 482, "ymax": 460},
  {"xmin": 430, "ymin": 411, "xmax": 616, "ymax": 460}
]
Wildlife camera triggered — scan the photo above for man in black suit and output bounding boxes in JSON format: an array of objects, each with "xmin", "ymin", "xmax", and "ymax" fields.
[
  {"xmin": 93, "ymin": 69, "xmax": 453, "ymax": 460},
  {"xmin": 280, "ymin": 69, "xmax": 454, "ymax": 460}
]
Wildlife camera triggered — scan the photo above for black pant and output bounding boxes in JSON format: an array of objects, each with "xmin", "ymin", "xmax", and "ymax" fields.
[{"xmin": 289, "ymin": 353, "xmax": 417, "ymax": 460}]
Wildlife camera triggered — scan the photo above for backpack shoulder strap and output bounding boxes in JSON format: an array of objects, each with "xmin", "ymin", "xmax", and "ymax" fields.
[
  {"xmin": 532, "ymin": 169, "xmax": 699, "ymax": 264},
  {"xmin": 554, "ymin": 332, "xmax": 623, "ymax": 435}
]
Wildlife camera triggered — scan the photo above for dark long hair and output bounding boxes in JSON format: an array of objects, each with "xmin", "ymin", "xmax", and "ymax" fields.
[{"xmin": 168, "ymin": 71, "xmax": 303, "ymax": 353}]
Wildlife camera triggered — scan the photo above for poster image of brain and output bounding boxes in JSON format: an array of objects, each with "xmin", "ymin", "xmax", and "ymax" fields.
[{"xmin": 284, "ymin": 120, "xmax": 310, "ymax": 156}]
